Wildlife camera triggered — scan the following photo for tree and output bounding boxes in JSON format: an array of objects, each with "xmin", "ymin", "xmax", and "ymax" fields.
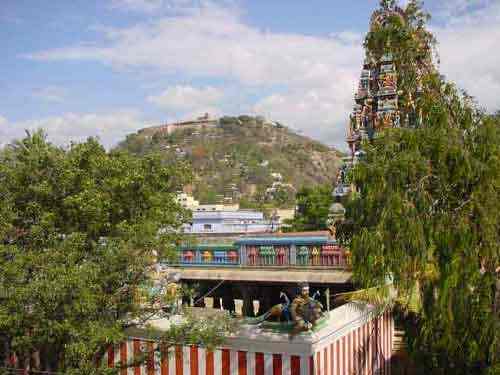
[
  {"xmin": 338, "ymin": 1, "xmax": 500, "ymax": 373},
  {"xmin": 265, "ymin": 184, "xmax": 295, "ymax": 208},
  {"xmin": 284, "ymin": 185, "xmax": 333, "ymax": 232},
  {"xmin": 0, "ymin": 131, "xmax": 197, "ymax": 374}
]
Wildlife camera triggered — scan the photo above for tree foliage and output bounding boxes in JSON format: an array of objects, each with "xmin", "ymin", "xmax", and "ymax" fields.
[
  {"xmin": 284, "ymin": 185, "xmax": 333, "ymax": 232},
  {"xmin": 338, "ymin": 1, "xmax": 500, "ymax": 373},
  {"xmin": 0, "ymin": 132, "xmax": 193, "ymax": 374}
]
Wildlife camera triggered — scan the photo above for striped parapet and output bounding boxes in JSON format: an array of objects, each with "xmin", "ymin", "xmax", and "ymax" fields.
[{"xmin": 103, "ymin": 303, "xmax": 394, "ymax": 375}]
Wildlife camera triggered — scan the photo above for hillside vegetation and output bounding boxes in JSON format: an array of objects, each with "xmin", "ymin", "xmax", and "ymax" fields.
[{"xmin": 117, "ymin": 115, "xmax": 343, "ymax": 207}]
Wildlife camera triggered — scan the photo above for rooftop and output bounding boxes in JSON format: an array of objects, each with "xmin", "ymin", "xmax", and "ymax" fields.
[
  {"xmin": 236, "ymin": 230, "xmax": 335, "ymax": 245},
  {"xmin": 126, "ymin": 302, "xmax": 373, "ymax": 355}
]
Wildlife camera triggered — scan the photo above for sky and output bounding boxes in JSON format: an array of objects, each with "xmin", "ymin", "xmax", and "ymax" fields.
[{"xmin": 1, "ymin": 0, "xmax": 499, "ymax": 150}]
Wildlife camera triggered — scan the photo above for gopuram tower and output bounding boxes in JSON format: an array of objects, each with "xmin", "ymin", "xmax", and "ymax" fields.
[
  {"xmin": 347, "ymin": 5, "xmax": 406, "ymax": 156},
  {"xmin": 333, "ymin": 1, "xmax": 434, "ymax": 201}
]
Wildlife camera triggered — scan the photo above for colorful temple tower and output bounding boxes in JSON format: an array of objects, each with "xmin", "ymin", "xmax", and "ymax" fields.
[
  {"xmin": 346, "ymin": 5, "xmax": 405, "ymax": 157},
  {"xmin": 334, "ymin": 2, "xmax": 433, "ymax": 201},
  {"xmin": 334, "ymin": 7, "xmax": 405, "ymax": 200}
]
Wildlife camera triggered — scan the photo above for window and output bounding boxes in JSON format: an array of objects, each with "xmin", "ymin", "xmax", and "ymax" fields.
[{"xmin": 203, "ymin": 224, "xmax": 212, "ymax": 231}]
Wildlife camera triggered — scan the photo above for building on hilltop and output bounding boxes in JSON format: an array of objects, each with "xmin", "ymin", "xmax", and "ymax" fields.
[
  {"xmin": 177, "ymin": 193, "xmax": 276, "ymax": 234},
  {"xmin": 138, "ymin": 113, "xmax": 218, "ymax": 137},
  {"xmin": 183, "ymin": 209, "xmax": 277, "ymax": 235},
  {"xmin": 177, "ymin": 192, "xmax": 200, "ymax": 209},
  {"xmin": 177, "ymin": 192, "xmax": 240, "ymax": 212}
]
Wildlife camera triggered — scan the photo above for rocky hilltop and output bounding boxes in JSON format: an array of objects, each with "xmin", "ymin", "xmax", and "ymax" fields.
[{"xmin": 117, "ymin": 115, "xmax": 343, "ymax": 207}]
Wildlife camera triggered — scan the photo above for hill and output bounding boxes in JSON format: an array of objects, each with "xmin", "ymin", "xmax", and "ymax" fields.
[{"xmin": 117, "ymin": 115, "xmax": 343, "ymax": 208}]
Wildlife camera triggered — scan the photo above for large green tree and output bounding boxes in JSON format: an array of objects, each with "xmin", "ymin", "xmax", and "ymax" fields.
[
  {"xmin": 284, "ymin": 185, "xmax": 333, "ymax": 232},
  {"xmin": 339, "ymin": 1, "xmax": 500, "ymax": 373},
  {"xmin": 0, "ymin": 132, "xmax": 193, "ymax": 374}
]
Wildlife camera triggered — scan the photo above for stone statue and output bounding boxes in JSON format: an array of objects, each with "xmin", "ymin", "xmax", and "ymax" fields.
[
  {"xmin": 254, "ymin": 292, "xmax": 291, "ymax": 324},
  {"xmin": 263, "ymin": 292, "xmax": 291, "ymax": 322},
  {"xmin": 382, "ymin": 74, "xmax": 396, "ymax": 89},
  {"xmin": 290, "ymin": 284, "xmax": 323, "ymax": 333}
]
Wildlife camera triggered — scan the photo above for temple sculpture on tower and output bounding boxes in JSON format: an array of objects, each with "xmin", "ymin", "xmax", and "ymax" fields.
[
  {"xmin": 334, "ymin": 2, "xmax": 433, "ymax": 200},
  {"xmin": 346, "ymin": 5, "xmax": 406, "ymax": 156}
]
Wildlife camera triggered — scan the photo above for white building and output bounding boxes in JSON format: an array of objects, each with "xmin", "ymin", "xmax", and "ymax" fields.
[
  {"xmin": 183, "ymin": 210, "xmax": 275, "ymax": 234},
  {"xmin": 177, "ymin": 193, "xmax": 200, "ymax": 209}
]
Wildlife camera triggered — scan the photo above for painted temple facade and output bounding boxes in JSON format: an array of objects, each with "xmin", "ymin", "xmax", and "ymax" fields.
[
  {"xmin": 103, "ymin": 305, "xmax": 394, "ymax": 375},
  {"xmin": 346, "ymin": 6, "xmax": 407, "ymax": 158},
  {"xmin": 347, "ymin": 50, "xmax": 399, "ymax": 155},
  {"xmin": 173, "ymin": 232, "xmax": 349, "ymax": 269},
  {"xmin": 335, "ymin": 4, "xmax": 428, "ymax": 198}
]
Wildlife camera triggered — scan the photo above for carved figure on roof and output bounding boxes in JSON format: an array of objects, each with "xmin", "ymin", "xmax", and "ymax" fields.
[
  {"xmin": 275, "ymin": 292, "xmax": 292, "ymax": 320},
  {"xmin": 370, "ymin": 4, "xmax": 406, "ymax": 31},
  {"xmin": 160, "ymin": 282, "xmax": 182, "ymax": 315},
  {"xmin": 354, "ymin": 112, "xmax": 362, "ymax": 130},
  {"xmin": 394, "ymin": 111, "xmax": 401, "ymax": 127},
  {"xmin": 290, "ymin": 284, "xmax": 323, "ymax": 333},
  {"xmin": 336, "ymin": 165, "xmax": 347, "ymax": 185},
  {"xmin": 382, "ymin": 74, "xmax": 396, "ymax": 89},
  {"xmin": 376, "ymin": 111, "xmax": 394, "ymax": 129},
  {"xmin": 259, "ymin": 291, "xmax": 291, "ymax": 323}
]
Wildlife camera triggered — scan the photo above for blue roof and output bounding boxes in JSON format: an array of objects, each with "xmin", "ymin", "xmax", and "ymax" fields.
[
  {"xmin": 236, "ymin": 236, "xmax": 336, "ymax": 246},
  {"xmin": 178, "ymin": 244, "xmax": 235, "ymax": 251}
]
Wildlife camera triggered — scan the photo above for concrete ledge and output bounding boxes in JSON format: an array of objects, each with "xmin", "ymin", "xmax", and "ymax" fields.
[{"xmin": 174, "ymin": 266, "xmax": 353, "ymax": 283}]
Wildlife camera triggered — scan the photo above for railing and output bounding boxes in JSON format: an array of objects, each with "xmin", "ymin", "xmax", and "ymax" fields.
[
  {"xmin": 171, "ymin": 244, "xmax": 350, "ymax": 269},
  {"xmin": 178, "ymin": 248, "xmax": 239, "ymax": 265},
  {"xmin": 295, "ymin": 245, "xmax": 349, "ymax": 267},
  {"xmin": 246, "ymin": 245, "xmax": 290, "ymax": 266}
]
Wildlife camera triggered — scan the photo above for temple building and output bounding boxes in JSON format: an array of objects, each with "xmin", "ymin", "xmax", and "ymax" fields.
[
  {"xmin": 335, "ymin": 3, "xmax": 432, "ymax": 200},
  {"xmin": 117, "ymin": 5, "xmax": 405, "ymax": 375},
  {"xmin": 346, "ymin": 6, "xmax": 406, "ymax": 156}
]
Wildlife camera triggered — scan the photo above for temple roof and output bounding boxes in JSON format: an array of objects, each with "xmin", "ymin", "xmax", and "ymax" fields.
[{"xmin": 236, "ymin": 231, "xmax": 335, "ymax": 246}]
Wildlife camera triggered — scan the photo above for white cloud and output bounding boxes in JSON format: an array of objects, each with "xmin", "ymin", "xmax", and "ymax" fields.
[
  {"xmin": 109, "ymin": 0, "xmax": 208, "ymax": 13},
  {"xmin": 433, "ymin": 1, "xmax": 500, "ymax": 111},
  {"xmin": 33, "ymin": 86, "xmax": 68, "ymax": 103},
  {"xmin": 27, "ymin": 4, "xmax": 362, "ymax": 88},
  {"xmin": 26, "ymin": 3, "xmax": 361, "ymax": 149},
  {"xmin": 0, "ymin": 115, "xmax": 8, "ymax": 148},
  {"xmin": 109, "ymin": 0, "xmax": 165, "ymax": 13},
  {"xmin": 329, "ymin": 31, "xmax": 363, "ymax": 45},
  {"xmin": 23, "ymin": 0, "xmax": 500, "ymax": 150},
  {"xmin": 254, "ymin": 79, "xmax": 356, "ymax": 149},
  {"xmin": 0, "ymin": 110, "xmax": 147, "ymax": 150},
  {"xmin": 433, "ymin": 0, "xmax": 494, "ymax": 20},
  {"xmin": 147, "ymin": 85, "xmax": 223, "ymax": 113}
]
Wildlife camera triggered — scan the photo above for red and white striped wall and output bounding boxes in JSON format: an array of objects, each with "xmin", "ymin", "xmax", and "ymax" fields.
[
  {"xmin": 312, "ymin": 311, "xmax": 393, "ymax": 375},
  {"xmin": 104, "ymin": 343, "xmax": 313, "ymax": 375},
  {"xmin": 104, "ymin": 311, "xmax": 393, "ymax": 375}
]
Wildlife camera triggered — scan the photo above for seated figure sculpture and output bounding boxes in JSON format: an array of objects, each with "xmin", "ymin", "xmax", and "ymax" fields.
[
  {"xmin": 261, "ymin": 292, "xmax": 291, "ymax": 322},
  {"xmin": 290, "ymin": 284, "xmax": 323, "ymax": 333},
  {"xmin": 251, "ymin": 285, "xmax": 323, "ymax": 333}
]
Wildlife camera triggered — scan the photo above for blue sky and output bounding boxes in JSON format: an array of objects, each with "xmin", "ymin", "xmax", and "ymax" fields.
[{"xmin": 1, "ymin": 0, "xmax": 499, "ymax": 149}]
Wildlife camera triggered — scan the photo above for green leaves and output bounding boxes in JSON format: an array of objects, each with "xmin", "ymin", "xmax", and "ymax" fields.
[
  {"xmin": 346, "ymin": 111, "xmax": 499, "ymax": 372},
  {"xmin": 284, "ymin": 184, "xmax": 333, "ymax": 232},
  {"xmin": 0, "ymin": 132, "xmax": 191, "ymax": 373},
  {"xmin": 341, "ymin": 2, "xmax": 500, "ymax": 373}
]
